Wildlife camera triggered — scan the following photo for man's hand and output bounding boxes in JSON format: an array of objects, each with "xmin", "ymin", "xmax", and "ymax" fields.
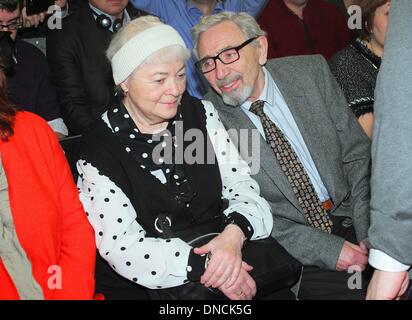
[
  {"xmin": 194, "ymin": 224, "xmax": 245, "ymax": 289},
  {"xmin": 54, "ymin": 0, "xmax": 68, "ymax": 9},
  {"xmin": 21, "ymin": 6, "xmax": 47, "ymax": 28},
  {"xmin": 21, "ymin": 1, "xmax": 67, "ymax": 28},
  {"xmin": 336, "ymin": 241, "xmax": 368, "ymax": 271},
  {"xmin": 359, "ymin": 239, "xmax": 369, "ymax": 254},
  {"xmin": 218, "ymin": 262, "xmax": 256, "ymax": 300},
  {"xmin": 366, "ymin": 270, "xmax": 409, "ymax": 300}
]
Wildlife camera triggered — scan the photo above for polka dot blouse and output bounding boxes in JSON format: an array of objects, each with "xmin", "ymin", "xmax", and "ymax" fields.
[{"xmin": 77, "ymin": 100, "xmax": 273, "ymax": 289}]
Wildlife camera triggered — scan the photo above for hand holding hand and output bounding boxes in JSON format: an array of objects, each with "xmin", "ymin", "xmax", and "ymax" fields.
[
  {"xmin": 336, "ymin": 241, "xmax": 368, "ymax": 271},
  {"xmin": 194, "ymin": 224, "xmax": 245, "ymax": 289}
]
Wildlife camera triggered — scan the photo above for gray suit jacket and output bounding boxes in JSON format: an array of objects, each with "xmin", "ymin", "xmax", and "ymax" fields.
[
  {"xmin": 369, "ymin": 0, "xmax": 412, "ymax": 267},
  {"xmin": 205, "ymin": 55, "xmax": 371, "ymax": 270}
]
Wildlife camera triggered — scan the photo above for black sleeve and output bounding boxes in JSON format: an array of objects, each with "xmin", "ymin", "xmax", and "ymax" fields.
[
  {"xmin": 186, "ymin": 249, "xmax": 207, "ymax": 282},
  {"xmin": 225, "ymin": 211, "xmax": 254, "ymax": 241},
  {"xmin": 34, "ymin": 50, "xmax": 61, "ymax": 121},
  {"xmin": 46, "ymin": 28, "xmax": 96, "ymax": 134}
]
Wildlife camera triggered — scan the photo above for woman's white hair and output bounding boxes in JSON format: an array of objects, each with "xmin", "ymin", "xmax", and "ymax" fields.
[{"xmin": 191, "ymin": 11, "xmax": 267, "ymax": 56}]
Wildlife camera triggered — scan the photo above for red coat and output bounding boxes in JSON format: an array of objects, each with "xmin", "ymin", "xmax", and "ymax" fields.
[
  {"xmin": 259, "ymin": 0, "xmax": 351, "ymax": 60},
  {"xmin": 0, "ymin": 112, "xmax": 96, "ymax": 299}
]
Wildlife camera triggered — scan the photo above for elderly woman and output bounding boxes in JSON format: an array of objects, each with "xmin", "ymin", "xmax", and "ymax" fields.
[
  {"xmin": 329, "ymin": 0, "xmax": 391, "ymax": 138},
  {"xmin": 0, "ymin": 62, "xmax": 96, "ymax": 300},
  {"xmin": 76, "ymin": 16, "xmax": 273, "ymax": 300}
]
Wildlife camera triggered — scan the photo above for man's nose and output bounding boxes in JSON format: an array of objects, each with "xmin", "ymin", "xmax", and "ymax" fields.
[{"xmin": 215, "ymin": 59, "xmax": 230, "ymax": 80}]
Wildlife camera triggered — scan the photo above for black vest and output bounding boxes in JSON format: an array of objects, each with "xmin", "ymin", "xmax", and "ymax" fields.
[{"xmin": 80, "ymin": 94, "xmax": 226, "ymax": 299}]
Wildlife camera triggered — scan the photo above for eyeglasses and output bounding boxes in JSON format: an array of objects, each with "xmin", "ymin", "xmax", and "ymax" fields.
[
  {"xmin": 0, "ymin": 18, "xmax": 22, "ymax": 31},
  {"xmin": 195, "ymin": 37, "xmax": 258, "ymax": 74}
]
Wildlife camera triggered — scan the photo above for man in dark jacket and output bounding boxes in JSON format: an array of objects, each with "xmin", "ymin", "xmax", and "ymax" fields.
[
  {"xmin": 0, "ymin": 0, "xmax": 67, "ymax": 138},
  {"xmin": 47, "ymin": 0, "xmax": 145, "ymax": 134}
]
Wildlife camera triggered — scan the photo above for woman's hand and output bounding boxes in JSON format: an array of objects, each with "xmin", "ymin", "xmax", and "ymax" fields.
[
  {"xmin": 194, "ymin": 224, "xmax": 246, "ymax": 289},
  {"xmin": 218, "ymin": 262, "xmax": 256, "ymax": 300}
]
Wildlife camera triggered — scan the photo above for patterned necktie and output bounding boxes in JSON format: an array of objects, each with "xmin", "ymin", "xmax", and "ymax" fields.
[{"xmin": 250, "ymin": 100, "xmax": 333, "ymax": 233}]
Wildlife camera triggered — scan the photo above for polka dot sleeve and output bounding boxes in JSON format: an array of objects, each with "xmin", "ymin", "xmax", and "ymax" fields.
[
  {"xmin": 202, "ymin": 100, "xmax": 273, "ymax": 240},
  {"xmin": 77, "ymin": 160, "xmax": 195, "ymax": 289}
]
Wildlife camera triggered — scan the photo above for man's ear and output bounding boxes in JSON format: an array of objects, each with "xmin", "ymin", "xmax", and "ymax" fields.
[{"xmin": 257, "ymin": 35, "xmax": 268, "ymax": 66}]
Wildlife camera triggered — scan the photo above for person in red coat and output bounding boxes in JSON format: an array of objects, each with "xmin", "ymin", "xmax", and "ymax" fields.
[
  {"xmin": 0, "ymin": 65, "xmax": 96, "ymax": 300},
  {"xmin": 258, "ymin": 0, "xmax": 351, "ymax": 60}
]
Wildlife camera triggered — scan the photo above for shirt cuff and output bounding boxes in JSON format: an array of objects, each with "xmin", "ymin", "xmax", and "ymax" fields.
[
  {"xmin": 225, "ymin": 212, "xmax": 254, "ymax": 241},
  {"xmin": 48, "ymin": 118, "xmax": 68, "ymax": 136},
  {"xmin": 186, "ymin": 249, "xmax": 207, "ymax": 282},
  {"xmin": 369, "ymin": 249, "xmax": 410, "ymax": 272}
]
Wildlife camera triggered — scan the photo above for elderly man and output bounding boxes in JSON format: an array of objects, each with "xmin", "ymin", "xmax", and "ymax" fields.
[
  {"xmin": 192, "ymin": 12, "xmax": 371, "ymax": 299},
  {"xmin": 47, "ymin": 0, "xmax": 146, "ymax": 134},
  {"xmin": 130, "ymin": 0, "xmax": 268, "ymax": 100}
]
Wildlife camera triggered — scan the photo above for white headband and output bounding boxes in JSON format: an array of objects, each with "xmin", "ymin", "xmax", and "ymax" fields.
[{"xmin": 111, "ymin": 24, "xmax": 186, "ymax": 85}]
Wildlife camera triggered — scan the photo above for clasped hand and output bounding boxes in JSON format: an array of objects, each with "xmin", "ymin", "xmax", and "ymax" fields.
[{"xmin": 194, "ymin": 224, "xmax": 256, "ymax": 300}]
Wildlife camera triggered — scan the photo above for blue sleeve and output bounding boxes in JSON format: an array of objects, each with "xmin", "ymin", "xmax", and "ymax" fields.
[
  {"xmin": 224, "ymin": 0, "xmax": 269, "ymax": 17},
  {"xmin": 130, "ymin": 0, "xmax": 175, "ymax": 21}
]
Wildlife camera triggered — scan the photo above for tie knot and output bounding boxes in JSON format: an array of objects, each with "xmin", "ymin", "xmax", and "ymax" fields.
[{"xmin": 249, "ymin": 100, "xmax": 265, "ymax": 116}]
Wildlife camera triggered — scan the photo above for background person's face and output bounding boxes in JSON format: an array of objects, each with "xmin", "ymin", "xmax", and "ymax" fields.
[
  {"xmin": 89, "ymin": 0, "xmax": 128, "ymax": 17},
  {"xmin": 197, "ymin": 21, "xmax": 267, "ymax": 106},
  {"xmin": 371, "ymin": 1, "xmax": 390, "ymax": 50},
  {"xmin": 0, "ymin": 7, "xmax": 20, "ymax": 40}
]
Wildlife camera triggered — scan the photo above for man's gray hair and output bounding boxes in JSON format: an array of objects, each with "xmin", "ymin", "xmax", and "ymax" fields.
[{"xmin": 191, "ymin": 11, "xmax": 267, "ymax": 56}]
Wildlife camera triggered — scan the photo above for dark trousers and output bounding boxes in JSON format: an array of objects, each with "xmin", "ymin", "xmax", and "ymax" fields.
[{"xmin": 298, "ymin": 216, "xmax": 372, "ymax": 300}]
